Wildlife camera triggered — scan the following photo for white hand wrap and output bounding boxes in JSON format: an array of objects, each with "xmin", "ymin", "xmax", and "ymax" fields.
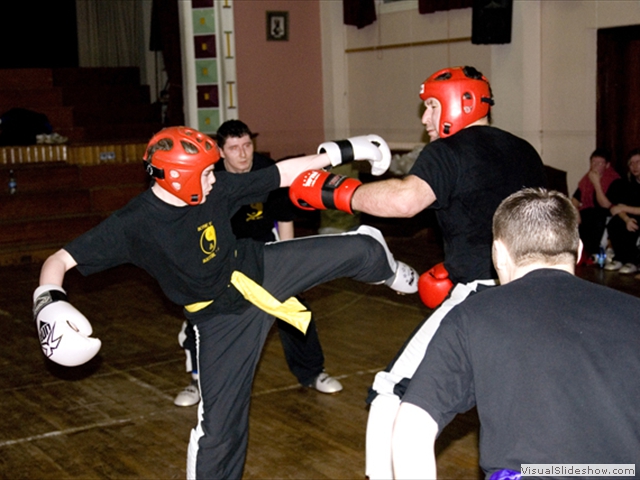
[
  {"xmin": 318, "ymin": 134, "xmax": 391, "ymax": 176},
  {"xmin": 33, "ymin": 285, "xmax": 101, "ymax": 367}
]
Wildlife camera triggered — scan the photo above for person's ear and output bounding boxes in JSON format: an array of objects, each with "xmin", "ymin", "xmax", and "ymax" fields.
[
  {"xmin": 217, "ymin": 145, "xmax": 226, "ymax": 159},
  {"xmin": 576, "ymin": 240, "xmax": 584, "ymax": 265},
  {"xmin": 492, "ymin": 239, "xmax": 509, "ymax": 270},
  {"xmin": 492, "ymin": 239, "xmax": 513, "ymax": 285}
]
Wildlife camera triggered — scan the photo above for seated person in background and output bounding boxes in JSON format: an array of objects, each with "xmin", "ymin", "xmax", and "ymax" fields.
[
  {"xmin": 392, "ymin": 188, "xmax": 640, "ymax": 480},
  {"xmin": 571, "ymin": 148, "xmax": 619, "ymax": 262},
  {"xmin": 606, "ymin": 148, "xmax": 640, "ymax": 275},
  {"xmin": 174, "ymin": 120, "xmax": 342, "ymax": 407}
]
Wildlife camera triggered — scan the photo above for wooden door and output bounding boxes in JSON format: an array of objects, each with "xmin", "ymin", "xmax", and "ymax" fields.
[{"xmin": 597, "ymin": 25, "xmax": 640, "ymax": 173}]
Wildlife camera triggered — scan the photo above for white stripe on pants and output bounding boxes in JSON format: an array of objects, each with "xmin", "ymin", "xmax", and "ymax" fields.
[{"xmin": 365, "ymin": 279, "xmax": 496, "ymax": 480}]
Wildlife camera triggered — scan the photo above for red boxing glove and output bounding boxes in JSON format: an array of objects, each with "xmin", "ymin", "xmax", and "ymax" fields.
[
  {"xmin": 418, "ymin": 262, "xmax": 454, "ymax": 309},
  {"xmin": 289, "ymin": 170, "xmax": 362, "ymax": 214}
]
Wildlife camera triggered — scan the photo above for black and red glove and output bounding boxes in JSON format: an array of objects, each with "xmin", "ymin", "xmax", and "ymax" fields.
[{"xmin": 289, "ymin": 169, "xmax": 362, "ymax": 214}]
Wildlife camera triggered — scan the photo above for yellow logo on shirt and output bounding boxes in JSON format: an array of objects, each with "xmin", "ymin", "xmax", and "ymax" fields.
[
  {"xmin": 198, "ymin": 222, "xmax": 218, "ymax": 263},
  {"xmin": 246, "ymin": 202, "xmax": 264, "ymax": 222}
]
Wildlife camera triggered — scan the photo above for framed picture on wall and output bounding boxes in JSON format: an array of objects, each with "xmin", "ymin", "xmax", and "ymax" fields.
[{"xmin": 267, "ymin": 11, "xmax": 288, "ymax": 41}]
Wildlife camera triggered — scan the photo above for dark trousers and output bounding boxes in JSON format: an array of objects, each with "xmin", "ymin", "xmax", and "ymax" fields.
[
  {"xmin": 188, "ymin": 232, "xmax": 394, "ymax": 479},
  {"xmin": 183, "ymin": 313, "xmax": 325, "ymax": 386},
  {"xmin": 579, "ymin": 207, "xmax": 609, "ymax": 255},
  {"xmin": 607, "ymin": 215, "xmax": 640, "ymax": 264}
]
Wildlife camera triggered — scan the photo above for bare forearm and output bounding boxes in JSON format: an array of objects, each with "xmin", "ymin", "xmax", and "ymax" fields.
[
  {"xmin": 277, "ymin": 153, "xmax": 331, "ymax": 187},
  {"xmin": 277, "ymin": 221, "xmax": 295, "ymax": 240},
  {"xmin": 592, "ymin": 182, "xmax": 612, "ymax": 209},
  {"xmin": 621, "ymin": 205, "xmax": 640, "ymax": 216},
  {"xmin": 351, "ymin": 175, "xmax": 436, "ymax": 218},
  {"xmin": 39, "ymin": 249, "xmax": 77, "ymax": 286}
]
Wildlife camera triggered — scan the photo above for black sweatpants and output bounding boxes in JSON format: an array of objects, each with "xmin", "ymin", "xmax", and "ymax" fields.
[{"xmin": 187, "ymin": 231, "xmax": 394, "ymax": 479}]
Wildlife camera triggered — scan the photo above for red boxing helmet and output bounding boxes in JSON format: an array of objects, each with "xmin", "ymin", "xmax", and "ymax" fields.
[
  {"xmin": 143, "ymin": 126, "xmax": 220, "ymax": 205},
  {"xmin": 419, "ymin": 66, "xmax": 494, "ymax": 138}
]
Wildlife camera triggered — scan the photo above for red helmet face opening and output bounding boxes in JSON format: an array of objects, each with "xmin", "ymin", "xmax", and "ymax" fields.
[
  {"xmin": 419, "ymin": 66, "xmax": 494, "ymax": 138},
  {"xmin": 144, "ymin": 126, "xmax": 220, "ymax": 205}
]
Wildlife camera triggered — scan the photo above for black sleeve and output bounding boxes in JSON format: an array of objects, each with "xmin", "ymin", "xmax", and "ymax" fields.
[
  {"xmin": 408, "ymin": 141, "xmax": 459, "ymax": 210},
  {"xmin": 219, "ymin": 165, "xmax": 281, "ymax": 209},
  {"xmin": 402, "ymin": 308, "xmax": 476, "ymax": 432},
  {"xmin": 606, "ymin": 178, "xmax": 626, "ymax": 205},
  {"xmin": 64, "ymin": 213, "xmax": 131, "ymax": 276}
]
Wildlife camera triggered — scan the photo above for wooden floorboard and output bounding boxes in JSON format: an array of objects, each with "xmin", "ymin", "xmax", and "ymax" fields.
[{"xmin": 0, "ymin": 228, "xmax": 636, "ymax": 479}]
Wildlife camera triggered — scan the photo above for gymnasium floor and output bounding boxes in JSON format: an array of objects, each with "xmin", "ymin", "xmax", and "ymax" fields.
[{"xmin": 0, "ymin": 225, "xmax": 637, "ymax": 479}]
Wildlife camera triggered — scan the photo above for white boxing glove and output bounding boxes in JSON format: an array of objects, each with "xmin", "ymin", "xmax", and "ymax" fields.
[
  {"xmin": 33, "ymin": 285, "xmax": 101, "ymax": 367},
  {"xmin": 318, "ymin": 134, "xmax": 391, "ymax": 176}
]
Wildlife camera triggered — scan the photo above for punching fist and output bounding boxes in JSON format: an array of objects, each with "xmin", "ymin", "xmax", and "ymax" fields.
[
  {"xmin": 33, "ymin": 285, "xmax": 101, "ymax": 367},
  {"xmin": 418, "ymin": 263, "xmax": 454, "ymax": 309},
  {"xmin": 318, "ymin": 135, "xmax": 391, "ymax": 176},
  {"xmin": 289, "ymin": 170, "xmax": 362, "ymax": 214}
]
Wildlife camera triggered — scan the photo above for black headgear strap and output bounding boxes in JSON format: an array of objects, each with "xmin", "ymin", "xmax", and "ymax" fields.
[{"xmin": 143, "ymin": 160, "xmax": 165, "ymax": 179}]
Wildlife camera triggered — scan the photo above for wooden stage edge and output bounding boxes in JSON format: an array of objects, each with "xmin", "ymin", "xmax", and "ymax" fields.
[{"xmin": 0, "ymin": 142, "xmax": 148, "ymax": 166}]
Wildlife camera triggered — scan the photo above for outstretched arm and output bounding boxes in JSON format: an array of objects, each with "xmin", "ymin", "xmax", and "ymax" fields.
[
  {"xmin": 278, "ymin": 134, "xmax": 393, "ymax": 188},
  {"xmin": 35, "ymin": 249, "xmax": 101, "ymax": 367},
  {"xmin": 351, "ymin": 175, "xmax": 437, "ymax": 218},
  {"xmin": 39, "ymin": 249, "xmax": 77, "ymax": 286},
  {"xmin": 276, "ymin": 153, "xmax": 332, "ymax": 188},
  {"xmin": 392, "ymin": 402, "xmax": 439, "ymax": 479}
]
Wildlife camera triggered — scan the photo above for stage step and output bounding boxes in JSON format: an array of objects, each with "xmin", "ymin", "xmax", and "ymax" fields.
[
  {"xmin": 0, "ymin": 67, "xmax": 161, "ymax": 144},
  {"xmin": 0, "ymin": 160, "xmax": 150, "ymax": 266}
]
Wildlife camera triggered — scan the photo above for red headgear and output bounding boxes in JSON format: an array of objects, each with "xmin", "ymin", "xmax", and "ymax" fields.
[
  {"xmin": 143, "ymin": 126, "xmax": 220, "ymax": 205},
  {"xmin": 419, "ymin": 66, "xmax": 494, "ymax": 138}
]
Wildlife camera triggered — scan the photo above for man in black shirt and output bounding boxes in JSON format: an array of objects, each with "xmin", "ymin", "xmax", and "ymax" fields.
[
  {"xmin": 393, "ymin": 188, "xmax": 640, "ymax": 479},
  {"xmin": 288, "ymin": 66, "xmax": 547, "ymax": 478}
]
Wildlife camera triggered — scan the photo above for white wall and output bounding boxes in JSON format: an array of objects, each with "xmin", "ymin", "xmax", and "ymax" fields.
[{"xmin": 324, "ymin": 0, "xmax": 640, "ymax": 192}]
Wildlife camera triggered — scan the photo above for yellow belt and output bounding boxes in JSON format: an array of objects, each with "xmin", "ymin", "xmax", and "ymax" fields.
[{"xmin": 184, "ymin": 271, "xmax": 311, "ymax": 334}]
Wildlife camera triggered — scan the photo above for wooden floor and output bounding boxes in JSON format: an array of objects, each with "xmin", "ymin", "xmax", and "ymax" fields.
[{"xmin": 1, "ymin": 225, "xmax": 638, "ymax": 479}]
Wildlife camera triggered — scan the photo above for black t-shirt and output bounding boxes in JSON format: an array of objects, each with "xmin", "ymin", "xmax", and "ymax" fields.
[
  {"xmin": 607, "ymin": 177, "xmax": 640, "ymax": 215},
  {"xmin": 409, "ymin": 126, "xmax": 547, "ymax": 283},
  {"xmin": 215, "ymin": 153, "xmax": 298, "ymax": 242},
  {"xmin": 404, "ymin": 269, "xmax": 640, "ymax": 478},
  {"xmin": 65, "ymin": 166, "xmax": 281, "ymax": 321}
]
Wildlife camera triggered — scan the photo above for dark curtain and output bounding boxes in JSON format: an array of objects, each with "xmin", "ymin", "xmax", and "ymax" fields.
[
  {"xmin": 343, "ymin": 0, "xmax": 377, "ymax": 29},
  {"xmin": 150, "ymin": 0, "xmax": 184, "ymax": 126},
  {"xmin": 419, "ymin": 0, "xmax": 473, "ymax": 14}
]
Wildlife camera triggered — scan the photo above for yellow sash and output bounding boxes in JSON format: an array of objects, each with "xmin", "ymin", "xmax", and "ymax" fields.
[
  {"xmin": 184, "ymin": 271, "xmax": 311, "ymax": 334},
  {"xmin": 230, "ymin": 271, "xmax": 311, "ymax": 334}
]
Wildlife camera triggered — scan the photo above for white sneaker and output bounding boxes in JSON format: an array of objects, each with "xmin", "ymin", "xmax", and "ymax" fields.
[
  {"xmin": 619, "ymin": 263, "xmax": 638, "ymax": 274},
  {"xmin": 174, "ymin": 382, "xmax": 200, "ymax": 406},
  {"xmin": 604, "ymin": 260, "xmax": 622, "ymax": 271},
  {"xmin": 308, "ymin": 372, "xmax": 343, "ymax": 394}
]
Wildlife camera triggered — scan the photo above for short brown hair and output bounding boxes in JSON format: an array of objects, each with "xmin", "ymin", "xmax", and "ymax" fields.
[{"xmin": 493, "ymin": 188, "xmax": 580, "ymax": 267}]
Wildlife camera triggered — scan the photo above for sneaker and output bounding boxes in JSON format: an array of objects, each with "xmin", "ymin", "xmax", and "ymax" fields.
[
  {"xmin": 604, "ymin": 260, "xmax": 622, "ymax": 271},
  {"xmin": 605, "ymin": 247, "xmax": 615, "ymax": 263},
  {"xmin": 619, "ymin": 263, "xmax": 638, "ymax": 274},
  {"xmin": 307, "ymin": 372, "xmax": 343, "ymax": 394},
  {"xmin": 174, "ymin": 381, "xmax": 200, "ymax": 406}
]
